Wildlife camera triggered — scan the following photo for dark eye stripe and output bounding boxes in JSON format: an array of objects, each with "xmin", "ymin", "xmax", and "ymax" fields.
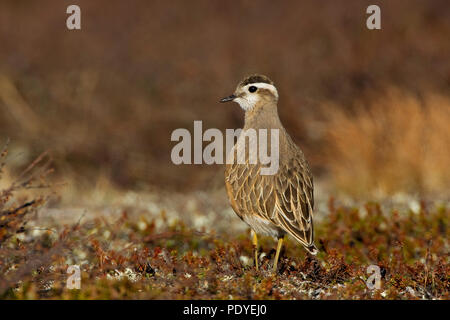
[{"xmin": 248, "ymin": 86, "xmax": 257, "ymax": 93}]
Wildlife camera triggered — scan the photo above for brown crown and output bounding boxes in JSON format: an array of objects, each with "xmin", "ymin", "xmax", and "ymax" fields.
[{"xmin": 238, "ymin": 74, "xmax": 274, "ymax": 87}]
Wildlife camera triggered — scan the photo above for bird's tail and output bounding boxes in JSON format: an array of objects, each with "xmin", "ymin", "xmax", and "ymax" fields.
[{"xmin": 305, "ymin": 244, "xmax": 318, "ymax": 255}]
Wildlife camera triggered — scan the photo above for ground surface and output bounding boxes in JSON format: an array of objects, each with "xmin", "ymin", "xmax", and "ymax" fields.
[{"xmin": 1, "ymin": 189, "xmax": 448, "ymax": 300}]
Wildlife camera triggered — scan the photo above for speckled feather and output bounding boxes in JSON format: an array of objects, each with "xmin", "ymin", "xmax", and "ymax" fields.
[{"xmin": 224, "ymin": 75, "xmax": 317, "ymax": 254}]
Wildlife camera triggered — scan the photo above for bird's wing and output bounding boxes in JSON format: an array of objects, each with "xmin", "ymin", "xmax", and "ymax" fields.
[
  {"xmin": 225, "ymin": 163, "xmax": 274, "ymax": 220},
  {"xmin": 225, "ymin": 149, "xmax": 316, "ymax": 253},
  {"xmin": 272, "ymin": 157, "xmax": 316, "ymax": 251}
]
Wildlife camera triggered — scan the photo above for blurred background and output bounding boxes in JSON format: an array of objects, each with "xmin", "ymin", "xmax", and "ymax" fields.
[{"xmin": 0, "ymin": 0, "xmax": 449, "ymax": 206}]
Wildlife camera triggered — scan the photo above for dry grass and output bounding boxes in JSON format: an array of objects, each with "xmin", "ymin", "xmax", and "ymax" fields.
[
  {"xmin": 318, "ymin": 89, "xmax": 450, "ymax": 197},
  {"xmin": 0, "ymin": 0, "xmax": 449, "ymax": 195},
  {"xmin": 0, "ymin": 143, "xmax": 55, "ymax": 294},
  {"xmin": 0, "ymin": 145, "xmax": 448, "ymax": 300},
  {"xmin": 2, "ymin": 195, "xmax": 448, "ymax": 299}
]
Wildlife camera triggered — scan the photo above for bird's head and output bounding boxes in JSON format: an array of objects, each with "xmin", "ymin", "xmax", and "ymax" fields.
[{"xmin": 220, "ymin": 74, "xmax": 278, "ymax": 111}]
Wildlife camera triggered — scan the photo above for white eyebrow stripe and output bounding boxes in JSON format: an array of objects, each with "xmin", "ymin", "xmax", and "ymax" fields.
[{"xmin": 244, "ymin": 83, "xmax": 278, "ymax": 99}]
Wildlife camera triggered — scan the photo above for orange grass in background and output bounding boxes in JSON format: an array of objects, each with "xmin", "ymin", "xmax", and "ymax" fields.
[{"xmin": 319, "ymin": 89, "xmax": 450, "ymax": 197}]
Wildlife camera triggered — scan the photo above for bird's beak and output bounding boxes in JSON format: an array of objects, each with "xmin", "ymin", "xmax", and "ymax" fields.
[{"xmin": 220, "ymin": 94, "xmax": 236, "ymax": 103}]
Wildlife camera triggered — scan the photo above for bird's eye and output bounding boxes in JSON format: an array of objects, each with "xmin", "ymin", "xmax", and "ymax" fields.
[{"xmin": 248, "ymin": 86, "xmax": 257, "ymax": 93}]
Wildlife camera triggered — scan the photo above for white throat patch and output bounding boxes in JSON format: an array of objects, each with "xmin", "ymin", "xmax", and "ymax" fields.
[{"xmin": 234, "ymin": 83, "xmax": 278, "ymax": 111}]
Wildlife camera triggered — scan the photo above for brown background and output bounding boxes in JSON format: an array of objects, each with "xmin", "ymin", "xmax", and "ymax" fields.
[{"xmin": 0, "ymin": 0, "xmax": 448, "ymax": 196}]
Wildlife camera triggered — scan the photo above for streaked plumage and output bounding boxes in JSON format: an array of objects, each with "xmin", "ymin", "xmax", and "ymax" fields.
[{"xmin": 221, "ymin": 74, "xmax": 317, "ymax": 272}]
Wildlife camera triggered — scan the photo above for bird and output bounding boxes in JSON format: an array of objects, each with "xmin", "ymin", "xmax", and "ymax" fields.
[{"xmin": 220, "ymin": 74, "xmax": 317, "ymax": 273}]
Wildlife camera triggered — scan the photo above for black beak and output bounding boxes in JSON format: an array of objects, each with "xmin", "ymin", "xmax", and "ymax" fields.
[{"xmin": 220, "ymin": 94, "xmax": 236, "ymax": 103}]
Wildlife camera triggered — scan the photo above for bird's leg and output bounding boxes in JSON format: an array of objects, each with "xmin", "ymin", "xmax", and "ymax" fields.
[
  {"xmin": 273, "ymin": 237, "xmax": 283, "ymax": 273},
  {"xmin": 252, "ymin": 231, "xmax": 259, "ymax": 272}
]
